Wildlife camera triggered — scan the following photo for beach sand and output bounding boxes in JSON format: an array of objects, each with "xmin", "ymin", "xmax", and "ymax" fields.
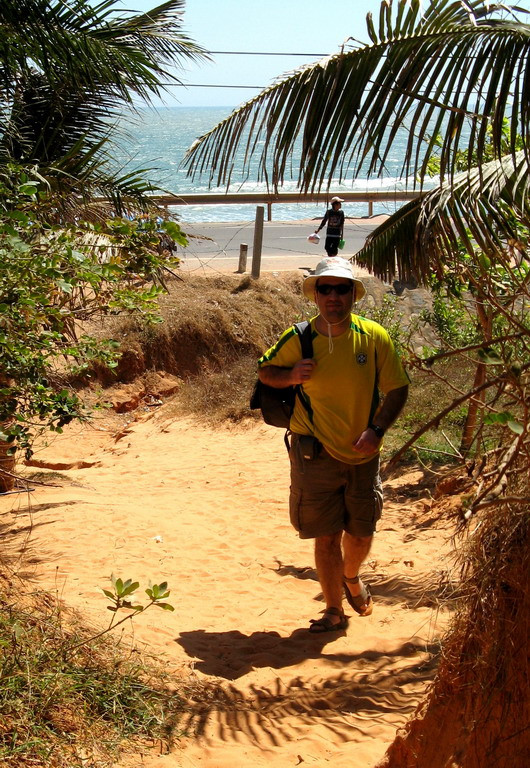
[{"xmin": 3, "ymin": 393, "xmax": 457, "ymax": 767}]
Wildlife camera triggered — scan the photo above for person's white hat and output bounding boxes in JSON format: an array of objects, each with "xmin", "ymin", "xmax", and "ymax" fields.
[
  {"xmin": 303, "ymin": 257, "xmax": 366, "ymax": 301},
  {"xmin": 330, "ymin": 196, "xmax": 344, "ymax": 203}
]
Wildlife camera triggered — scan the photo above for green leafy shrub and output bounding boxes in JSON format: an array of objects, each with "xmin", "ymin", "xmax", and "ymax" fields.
[
  {"xmin": 0, "ymin": 171, "xmax": 186, "ymax": 459},
  {"xmin": 0, "ymin": 581, "xmax": 182, "ymax": 767}
]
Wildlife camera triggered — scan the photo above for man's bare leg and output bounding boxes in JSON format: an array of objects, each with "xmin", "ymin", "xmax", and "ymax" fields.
[
  {"xmin": 343, "ymin": 532, "xmax": 372, "ymax": 609},
  {"xmin": 314, "ymin": 532, "xmax": 344, "ymax": 625}
]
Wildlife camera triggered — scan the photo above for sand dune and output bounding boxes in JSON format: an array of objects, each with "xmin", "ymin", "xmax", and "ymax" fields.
[{"xmin": 3, "ymin": 403, "xmax": 457, "ymax": 767}]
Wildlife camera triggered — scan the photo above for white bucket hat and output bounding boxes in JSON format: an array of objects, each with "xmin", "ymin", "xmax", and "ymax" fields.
[
  {"xmin": 303, "ymin": 257, "xmax": 366, "ymax": 301},
  {"xmin": 330, "ymin": 196, "xmax": 344, "ymax": 203}
]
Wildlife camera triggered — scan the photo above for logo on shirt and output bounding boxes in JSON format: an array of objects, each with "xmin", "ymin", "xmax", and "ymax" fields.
[{"xmin": 357, "ymin": 353, "xmax": 368, "ymax": 365}]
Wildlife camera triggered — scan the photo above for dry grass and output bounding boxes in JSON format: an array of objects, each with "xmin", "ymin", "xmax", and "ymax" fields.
[
  {"xmin": 88, "ymin": 272, "xmax": 314, "ymax": 425},
  {"xmin": 85, "ymin": 273, "xmax": 472, "ymax": 465},
  {"xmin": 0, "ymin": 579, "xmax": 189, "ymax": 767}
]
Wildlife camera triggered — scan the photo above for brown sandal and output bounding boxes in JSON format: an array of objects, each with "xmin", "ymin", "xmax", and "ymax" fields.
[
  {"xmin": 308, "ymin": 606, "xmax": 348, "ymax": 633},
  {"xmin": 344, "ymin": 575, "xmax": 373, "ymax": 616}
]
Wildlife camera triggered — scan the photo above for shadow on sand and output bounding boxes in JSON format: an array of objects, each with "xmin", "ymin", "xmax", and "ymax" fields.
[{"xmin": 170, "ymin": 640, "xmax": 440, "ymax": 747}]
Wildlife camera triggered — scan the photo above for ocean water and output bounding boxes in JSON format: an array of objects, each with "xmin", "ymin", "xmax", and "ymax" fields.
[{"xmin": 111, "ymin": 106, "xmax": 418, "ymax": 223}]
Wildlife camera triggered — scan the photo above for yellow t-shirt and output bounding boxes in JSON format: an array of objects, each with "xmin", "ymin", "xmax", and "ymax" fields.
[{"xmin": 258, "ymin": 314, "xmax": 410, "ymax": 464}]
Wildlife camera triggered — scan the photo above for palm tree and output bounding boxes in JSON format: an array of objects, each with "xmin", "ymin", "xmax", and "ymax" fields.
[
  {"xmin": 184, "ymin": 3, "xmax": 530, "ymax": 766},
  {"xmin": 184, "ymin": 0, "xmax": 530, "ymax": 452},
  {"xmin": 184, "ymin": 0, "xmax": 530, "ymax": 269},
  {"xmin": 0, "ymin": 0, "xmax": 209, "ymax": 218},
  {"xmin": 0, "ymin": 1, "xmax": 208, "ymax": 486}
]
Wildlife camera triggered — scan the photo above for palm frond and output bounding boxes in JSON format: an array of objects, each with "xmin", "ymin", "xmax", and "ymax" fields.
[
  {"xmin": 183, "ymin": 0, "xmax": 530, "ymax": 192},
  {"xmin": 0, "ymin": 0, "xmax": 209, "ymax": 218},
  {"xmin": 0, "ymin": 0, "xmax": 209, "ymax": 104},
  {"xmin": 109, "ymin": 0, "xmax": 209, "ymax": 67},
  {"xmin": 354, "ymin": 151, "xmax": 530, "ymax": 283}
]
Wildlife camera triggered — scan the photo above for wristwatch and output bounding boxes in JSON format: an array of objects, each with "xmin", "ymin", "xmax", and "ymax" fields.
[{"xmin": 368, "ymin": 423, "xmax": 385, "ymax": 439}]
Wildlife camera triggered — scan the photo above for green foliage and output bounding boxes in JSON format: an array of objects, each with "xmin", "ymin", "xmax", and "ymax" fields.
[
  {"xmin": 103, "ymin": 575, "xmax": 175, "ymax": 618},
  {"xmin": 361, "ymin": 293, "xmax": 417, "ymax": 358},
  {"xmin": 0, "ymin": 0, "xmax": 208, "ymax": 216},
  {"xmin": 56, "ymin": 574, "xmax": 175, "ymax": 667},
  {"xmin": 183, "ymin": 0, "xmax": 530, "ymax": 205},
  {"xmin": 426, "ymin": 119, "xmax": 525, "ymax": 178},
  {"xmin": 420, "ymin": 292, "xmax": 480, "ymax": 350},
  {"xmin": 0, "ymin": 588, "xmax": 183, "ymax": 767},
  {"xmin": 0, "ymin": 173, "xmax": 186, "ymax": 458},
  {"xmin": 484, "ymin": 411, "xmax": 524, "ymax": 435}
]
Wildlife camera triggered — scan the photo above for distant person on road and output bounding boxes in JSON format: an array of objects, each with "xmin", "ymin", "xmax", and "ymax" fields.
[
  {"xmin": 257, "ymin": 257, "xmax": 409, "ymax": 633},
  {"xmin": 314, "ymin": 196, "xmax": 345, "ymax": 256}
]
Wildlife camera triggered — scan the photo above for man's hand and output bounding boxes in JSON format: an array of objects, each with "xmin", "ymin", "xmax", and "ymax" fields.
[
  {"xmin": 351, "ymin": 428, "xmax": 381, "ymax": 456},
  {"xmin": 258, "ymin": 359, "xmax": 316, "ymax": 388},
  {"xmin": 351, "ymin": 385, "xmax": 409, "ymax": 456},
  {"xmin": 290, "ymin": 358, "xmax": 316, "ymax": 384}
]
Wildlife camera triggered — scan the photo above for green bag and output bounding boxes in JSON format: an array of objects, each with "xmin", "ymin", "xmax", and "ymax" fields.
[{"xmin": 338, "ymin": 238, "xmax": 345, "ymax": 250}]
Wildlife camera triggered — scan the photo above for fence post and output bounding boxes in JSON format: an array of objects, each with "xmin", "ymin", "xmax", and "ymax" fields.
[
  {"xmin": 237, "ymin": 243, "xmax": 248, "ymax": 273},
  {"xmin": 251, "ymin": 205, "xmax": 264, "ymax": 279}
]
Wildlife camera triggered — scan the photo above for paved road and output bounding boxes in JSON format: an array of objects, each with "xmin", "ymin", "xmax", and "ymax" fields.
[{"xmin": 177, "ymin": 218, "xmax": 382, "ymax": 275}]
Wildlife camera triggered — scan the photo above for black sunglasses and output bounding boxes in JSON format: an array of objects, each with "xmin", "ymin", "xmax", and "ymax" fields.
[{"xmin": 316, "ymin": 283, "xmax": 353, "ymax": 296}]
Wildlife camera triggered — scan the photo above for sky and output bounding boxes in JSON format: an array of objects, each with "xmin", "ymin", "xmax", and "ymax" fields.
[
  {"xmin": 124, "ymin": 0, "xmax": 411, "ymax": 108},
  {"xmin": 123, "ymin": 0, "xmax": 530, "ymax": 109}
]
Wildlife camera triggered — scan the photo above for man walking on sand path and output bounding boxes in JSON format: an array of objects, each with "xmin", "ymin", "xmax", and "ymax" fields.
[
  {"xmin": 314, "ymin": 196, "xmax": 345, "ymax": 256},
  {"xmin": 257, "ymin": 257, "xmax": 409, "ymax": 633}
]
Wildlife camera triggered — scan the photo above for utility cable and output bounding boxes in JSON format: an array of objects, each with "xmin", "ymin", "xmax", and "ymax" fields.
[
  {"xmin": 207, "ymin": 51, "xmax": 327, "ymax": 56},
  {"xmin": 169, "ymin": 84, "xmax": 263, "ymax": 88}
]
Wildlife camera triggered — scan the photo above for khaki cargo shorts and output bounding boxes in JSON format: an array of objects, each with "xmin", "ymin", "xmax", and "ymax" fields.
[{"xmin": 288, "ymin": 433, "xmax": 383, "ymax": 539}]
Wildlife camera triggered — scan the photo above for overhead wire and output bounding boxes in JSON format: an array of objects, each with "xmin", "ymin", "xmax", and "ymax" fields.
[
  {"xmin": 169, "ymin": 84, "xmax": 263, "ymax": 88},
  {"xmin": 208, "ymin": 50, "xmax": 327, "ymax": 56},
  {"xmin": 163, "ymin": 48, "xmax": 327, "ymax": 89},
  {"xmin": 161, "ymin": 47, "xmax": 504, "ymax": 92}
]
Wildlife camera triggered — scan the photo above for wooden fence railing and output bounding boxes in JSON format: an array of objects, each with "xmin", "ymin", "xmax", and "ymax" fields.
[{"xmin": 150, "ymin": 190, "xmax": 419, "ymax": 221}]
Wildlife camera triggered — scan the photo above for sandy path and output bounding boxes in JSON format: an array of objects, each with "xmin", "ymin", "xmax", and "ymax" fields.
[{"xmin": 3, "ymin": 405, "xmax": 455, "ymax": 767}]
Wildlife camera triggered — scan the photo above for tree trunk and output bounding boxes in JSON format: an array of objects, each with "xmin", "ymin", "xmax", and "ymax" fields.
[
  {"xmin": 459, "ymin": 297, "xmax": 493, "ymax": 456},
  {"xmin": 0, "ymin": 439, "xmax": 15, "ymax": 492},
  {"xmin": 459, "ymin": 361, "xmax": 486, "ymax": 454}
]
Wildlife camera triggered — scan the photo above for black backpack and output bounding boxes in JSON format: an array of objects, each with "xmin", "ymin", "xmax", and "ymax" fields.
[{"xmin": 250, "ymin": 321, "xmax": 313, "ymax": 429}]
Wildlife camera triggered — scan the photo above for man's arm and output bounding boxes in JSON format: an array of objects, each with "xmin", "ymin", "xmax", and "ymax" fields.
[
  {"xmin": 352, "ymin": 385, "xmax": 409, "ymax": 456},
  {"xmin": 259, "ymin": 359, "xmax": 316, "ymax": 387},
  {"xmin": 371, "ymin": 385, "xmax": 409, "ymax": 433}
]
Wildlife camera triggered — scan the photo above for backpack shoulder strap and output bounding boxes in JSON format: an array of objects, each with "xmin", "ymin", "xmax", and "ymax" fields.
[
  {"xmin": 291, "ymin": 321, "xmax": 314, "ymax": 427},
  {"xmin": 294, "ymin": 320, "xmax": 313, "ymax": 359}
]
